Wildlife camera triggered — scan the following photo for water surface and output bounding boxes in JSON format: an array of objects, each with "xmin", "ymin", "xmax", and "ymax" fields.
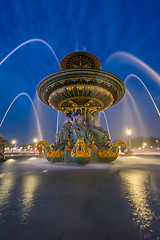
[{"xmin": 0, "ymin": 155, "xmax": 160, "ymax": 240}]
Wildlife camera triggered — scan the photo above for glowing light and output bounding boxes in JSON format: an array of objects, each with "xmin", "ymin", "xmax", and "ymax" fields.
[
  {"xmin": 33, "ymin": 138, "xmax": 38, "ymax": 143},
  {"xmin": 126, "ymin": 129, "xmax": 132, "ymax": 135},
  {"xmin": 12, "ymin": 140, "xmax": 16, "ymax": 145}
]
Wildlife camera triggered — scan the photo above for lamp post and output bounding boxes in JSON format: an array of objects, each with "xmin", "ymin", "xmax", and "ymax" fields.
[
  {"xmin": 12, "ymin": 140, "xmax": 16, "ymax": 153},
  {"xmin": 33, "ymin": 138, "xmax": 38, "ymax": 154},
  {"xmin": 126, "ymin": 129, "xmax": 132, "ymax": 153},
  {"xmin": 143, "ymin": 142, "xmax": 147, "ymax": 149}
]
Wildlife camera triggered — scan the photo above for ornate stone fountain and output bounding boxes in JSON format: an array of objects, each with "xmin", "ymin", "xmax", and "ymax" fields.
[{"xmin": 37, "ymin": 51, "xmax": 126, "ymax": 163}]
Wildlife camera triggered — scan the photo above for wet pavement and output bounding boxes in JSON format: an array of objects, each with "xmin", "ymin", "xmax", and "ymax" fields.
[{"xmin": 0, "ymin": 155, "xmax": 160, "ymax": 240}]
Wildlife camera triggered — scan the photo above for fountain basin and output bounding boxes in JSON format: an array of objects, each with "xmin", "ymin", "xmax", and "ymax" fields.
[{"xmin": 37, "ymin": 68, "xmax": 125, "ymax": 112}]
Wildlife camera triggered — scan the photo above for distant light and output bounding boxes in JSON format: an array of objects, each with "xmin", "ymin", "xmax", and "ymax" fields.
[
  {"xmin": 33, "ymin": 138, "xmax": 38, "ymax": 143},
  {"xmin": 12, "ymin": 140, "xmax": 16, "ymax": 145},
  {"xmin": 126, "ymin": 129, "xmax": 132, "ymax": 135},
  {"xmin": 143, "ymin": 143, "xmax": 147, "ymax": 146}
]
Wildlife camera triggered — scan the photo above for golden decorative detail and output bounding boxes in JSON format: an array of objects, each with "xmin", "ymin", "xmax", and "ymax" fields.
[
  {"xmin": 71, "ymin": 138, "xmax": 91, "ymax": 158},
  {"xmin": 98, "ymin": 140, "xmax": 126, "ymax": 158},
  {"xmin": 60, "ymin": 51, "xmax": 101, "ymax": 70},
  {"xmin": 59, "ymin": 96, "xmax": 104, "ymax": 110},
  {"xmin": 52, "ymin": 150, "xmax": 64, "ymax": 158},
  {"xmin": 68, "ymin": 100, "xmax": 78, "ymax": 108},
  {"xmin": 89, "ymin": 138, "xmax": 98, "ymax": 150},
  {"xmin": 48, "ymin": 84, "xmax": 114, "ymax": 112},
  {"xmin": 98, "ymin": 150, "xmax": 117, "ymax": 158},
  {"xmin": 65, "ymin": 139, "xmax": 73, "ymax": 150},
  {"xmin": 37, "ymin": 141, "xmax": 63, "ymax": 158}
]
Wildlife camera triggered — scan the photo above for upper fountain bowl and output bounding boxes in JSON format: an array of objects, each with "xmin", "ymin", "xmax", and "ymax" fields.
[{"xmin": 37, "ymin": 51, "xmax": 126, "ymax": 113}]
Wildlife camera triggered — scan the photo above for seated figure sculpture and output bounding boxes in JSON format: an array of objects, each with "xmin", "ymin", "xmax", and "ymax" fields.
[
  {"xmin": 70, "ymin": 109, "xmax": 89, "ymax": 145},
  {"xmin": 89, "ymin": 112, "xmax": 111, "ymax": 149},
  {"xmin": 52, "ymin": 109, "xmax": 111, "ymax": 152},
  {"xmin": 53, "ymin": 112, "xmax": 73, "ymax": 150}
]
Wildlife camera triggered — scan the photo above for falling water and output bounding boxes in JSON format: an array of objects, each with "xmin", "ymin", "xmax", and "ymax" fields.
[
  {"xmin": 56, "ymin": 111, "xmax": 60, "ymax": 143},
  {"xmin": 124, "ymin": 89, "xmax": 147, "ymax": 135},
  {"xmin": 102, "ymin": 111, "xmax": 111, "ymax": 139},
  {"xmin": 106, "ymin": 51, "xmax": 160, "ymax": 85},
  {"xmin": 0, "ymin": 38, "xmax": 60, "ymax": 67},
  {"xmin": 98, "ymin": 111, "xmax": 101, "ymax": 126},
  {"xmin": 124, "ymin": 74, "xmax": 160, "ymax": 117},
  {"xmin": 0, "ymin": 93, "xmax": 43, "ymax": 140}
]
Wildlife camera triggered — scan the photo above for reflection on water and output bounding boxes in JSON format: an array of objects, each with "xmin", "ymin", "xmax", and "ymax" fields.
[
  {"xmin": 120, "ymin": 170, "xmax": 153, "ymax": 235},
  {"xmin": 0, "ymin": 173, "xmax": 15, "ymax": 211},
  {"xmin": 1, "ymin": 157, "xmax": 160, "ymax": 239},
  {"xmin": 0, "ymin": 160, "xmax": 16, "ymax": 212},
  {"xmin": 20, "ymin": 175, "xmax": 40, "ymax": 223},
  {"xmin": 0, "ymin": 159, "xmax": 40, "ymax": 224}
]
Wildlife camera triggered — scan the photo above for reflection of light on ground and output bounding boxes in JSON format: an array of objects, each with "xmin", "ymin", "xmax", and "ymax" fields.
[
  {"xmin": 0, "ymin": 172, "xmax": 15, "ymax": 209},
  {"xmin": 0, "ymin": 161, "xmax": 16, "ymax": 210},
  {"xmin": 120, "ymin": 171, "xmax": 153, "ymax": 230},
  {"xmin": 28, "ymin": 157, "xmax": 38, "ymax": 161},
  {"xmin": 0, "ymin": 173, "xmax": 5, "ymax": 178},
  {"xmin": 21, "ymin": 175, "xmax": 39, "ymax": 223},
  {"xmin": 6, "ymin": 159, "xmax": 16, "ymax": 164}
]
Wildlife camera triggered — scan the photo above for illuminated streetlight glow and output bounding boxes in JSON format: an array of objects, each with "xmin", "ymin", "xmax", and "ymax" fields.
[
  {"xmin": 12, "ymin": 140, "xmax": 16, "ymax": 145},
  {"xmin": 143, "ymin": 142, "xmax": 147, "ymax": 150},
  {"xmin": 11, "ymin": 140, "xmax": 16, "ymax": 153},
  {"xmin": 33, "ymin": 138, "xmax": 38, "ymax": 154},
  {"xmin": 126, "ymin": 129, "xmax": 132, "ymax": 153},
  {"xmin": 33, "ymin": 138, "xmax": 38, "ymax": 143},
  {"xmin": 126, "ymin": 129, "xmax": 131, "ymax": 135}
]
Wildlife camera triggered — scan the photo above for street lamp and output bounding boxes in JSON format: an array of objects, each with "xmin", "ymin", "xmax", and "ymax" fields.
[
  {"xmin": 33, "ymin": 138, "xmax": 38, "ymax": 144},
  {"xmin": 12, "ymin": 140, "xmax": 16, "ymax": 153},
  {"xmin": 143, "ymin": 142, "xmax": 147, "ymax": 149},
  {"xmin": 33, "ymin": 138, "xmax": 38, "ymax": 154},
  {"xmin": 126, "ymin": 129, "xmax": 132, "ymax": 153}
]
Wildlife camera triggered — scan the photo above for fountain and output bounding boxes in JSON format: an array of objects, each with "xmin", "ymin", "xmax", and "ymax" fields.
[{"xmin": 36, "ymin": 51, "xmax": 126, "ymax": 163}]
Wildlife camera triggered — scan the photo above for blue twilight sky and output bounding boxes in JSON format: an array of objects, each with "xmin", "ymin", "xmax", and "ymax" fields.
[{"xmin": 0, "ymin": 0, "xmax": 160, "ymax": 144}]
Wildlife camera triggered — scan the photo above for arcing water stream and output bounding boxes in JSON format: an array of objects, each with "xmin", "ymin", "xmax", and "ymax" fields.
[
  {"xmin": 0, "ymin": 38, "xmax": 60, "ymax": 67},
  {"xmin": 0, "ymin": 39, "xmax": 60, "ymax": 140},
  {"xmin": 0, "ymin": 93, "xmax": 43, "ymax": 140},
  {"xmin": 106, "ymin": 51, "xmax": 160, "ymax": 85},
  {"xmin": 124, "ymin": 74, "xmax": 160, "ymax": 118}
]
